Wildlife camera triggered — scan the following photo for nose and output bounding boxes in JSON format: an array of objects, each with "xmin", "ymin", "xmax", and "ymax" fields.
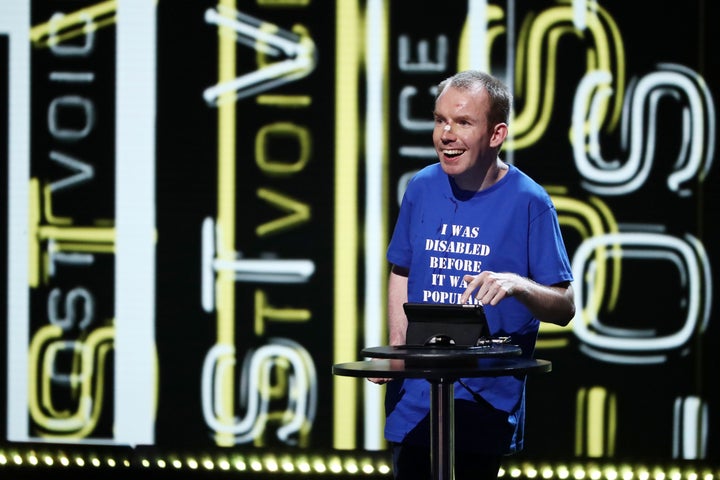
[{"xmin": 440, "ymin": 123, "xmax": 454, "ymax": 139}]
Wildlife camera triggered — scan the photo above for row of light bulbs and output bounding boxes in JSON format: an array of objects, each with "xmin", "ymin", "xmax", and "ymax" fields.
[{"xmin": 0, "ymin": 449, "xmax": 717, "ymax": 479}]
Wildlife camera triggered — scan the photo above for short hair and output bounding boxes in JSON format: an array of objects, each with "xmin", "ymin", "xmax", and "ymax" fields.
[{"xmin": 435, "ymin": 70, "xmax": 513, "ymax": 130}]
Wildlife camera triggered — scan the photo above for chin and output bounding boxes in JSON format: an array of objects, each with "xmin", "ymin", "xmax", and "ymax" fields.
[{"xmin": 440, "ymin": 161, "xmax": 464, "ymax": 176}]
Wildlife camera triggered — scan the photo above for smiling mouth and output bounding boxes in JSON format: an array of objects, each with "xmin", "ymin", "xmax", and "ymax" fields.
[{"xmin": 442, "ymin": 149, "xmax": 464, "ymax": 158}]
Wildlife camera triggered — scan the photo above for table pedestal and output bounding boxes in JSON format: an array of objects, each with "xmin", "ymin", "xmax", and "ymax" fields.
[{"xmin": 432, "ymin": 378, "xmax": 454, "ymax": 480}]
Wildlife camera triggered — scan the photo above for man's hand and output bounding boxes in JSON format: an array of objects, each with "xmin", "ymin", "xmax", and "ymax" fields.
[
  {"xmin": 367, "ymin": 358, "xmax": 392, "ymax": 384},
  {"xmin": 460, "ymin": 271, "xmax": 575, "ymax": 326},
  {"xmin": 367, "ymin": 377, "xmax": 391, "ymax": 385},
  {"xmin": 460, "ymin": 271, "xmax": 521, "ymax": 305}
]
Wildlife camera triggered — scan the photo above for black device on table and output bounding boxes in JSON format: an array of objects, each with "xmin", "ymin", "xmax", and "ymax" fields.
[{"xmin": 403, "ymin": 302, "xmax": 491, "ymax": 347}]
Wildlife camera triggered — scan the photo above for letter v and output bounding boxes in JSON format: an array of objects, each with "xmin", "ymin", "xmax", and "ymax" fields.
[
  {"xmin": 203, "ymin": 6, "xmax": 317, "ymax": 104},
  {"xmin": 49, "ymin": 150, "xmax": 94, "ymax": 192},
  {"xmin": 256, "ymin": 187, "xmax": 310, "ymax": 236}
]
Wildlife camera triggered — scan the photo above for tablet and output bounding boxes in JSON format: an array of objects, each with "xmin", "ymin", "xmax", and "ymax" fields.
[{"xmin": 403, "ymin": 302, "xmax": 490, "ymax": 347}]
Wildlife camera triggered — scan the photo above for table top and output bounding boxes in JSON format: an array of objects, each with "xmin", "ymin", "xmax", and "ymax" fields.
[
  {"xmin": 333, "ymin": 357, "xmax": 552, "ymax": 380},
  {"xmin": 361, "ymin": 344, "xmax": 522, "ymax": 361}
]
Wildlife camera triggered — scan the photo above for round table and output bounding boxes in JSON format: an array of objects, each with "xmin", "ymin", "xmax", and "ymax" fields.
[{"xmin": 333, "ymin": 345, "xmax": 551, "ymax": 480}]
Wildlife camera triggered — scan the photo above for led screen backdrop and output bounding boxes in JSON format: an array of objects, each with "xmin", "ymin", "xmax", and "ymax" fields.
[{"xmin": 2, "ymin": 0, "xmax": 718, "ymax": 469}]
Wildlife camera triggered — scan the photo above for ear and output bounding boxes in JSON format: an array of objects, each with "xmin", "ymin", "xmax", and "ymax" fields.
[{"xmin": 489, "ymin": 123, "xmax": 508, "ymax": 148}]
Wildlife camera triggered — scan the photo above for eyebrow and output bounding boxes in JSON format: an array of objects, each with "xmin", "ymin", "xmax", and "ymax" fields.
[{"xmin": 434, "ymin": 112, "xmax": 475, "ymax": 123}]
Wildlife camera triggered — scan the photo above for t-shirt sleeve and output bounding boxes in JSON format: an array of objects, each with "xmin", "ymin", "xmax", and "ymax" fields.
[
  {"xmin": 529, "ymin": 202, "xmax": 574, "ymax": 286},
  {"xmin": 386, "ymin": 191, "xmax": 414, "ymax": 268}
]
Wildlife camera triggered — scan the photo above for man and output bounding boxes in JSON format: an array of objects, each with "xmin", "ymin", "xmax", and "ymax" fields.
[{"xmin": 369, "ymin": 70, "xmax": 575, "ymax": 479}]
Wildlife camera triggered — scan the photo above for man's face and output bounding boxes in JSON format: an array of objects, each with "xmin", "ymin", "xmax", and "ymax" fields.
[{"xmin": 432, "ymin": 86, "xmax": 499, "ymax": 189}]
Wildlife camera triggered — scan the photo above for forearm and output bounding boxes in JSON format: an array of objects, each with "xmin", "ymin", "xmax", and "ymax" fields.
[
  {"xmin": 387, "ymin": 266, "xmax": 409, "ymax": 345},
  {"xmin": 367, "ymin": 266, "xmax": 409, "ymax": 385},
  {"xmin": 461, "ymin": 271, "xmax": 575, "ymax": 326},
  {"xmin": 514, "ymin": 277, "xmax": 575, "ymax": 326}
]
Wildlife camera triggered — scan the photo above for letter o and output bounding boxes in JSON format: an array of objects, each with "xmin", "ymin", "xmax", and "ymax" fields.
[
  {"xmin": 48, "ymin": 95, "xmax": 95, "ymax": 140},
  {"xmin": 256, "ymin": 122, "xmax": 311, "ymax": 175}
]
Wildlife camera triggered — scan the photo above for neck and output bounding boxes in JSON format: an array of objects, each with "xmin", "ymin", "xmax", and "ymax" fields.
[{"xmin": 454, "ymin": 157, "xmax": 508, "ymax": 192}]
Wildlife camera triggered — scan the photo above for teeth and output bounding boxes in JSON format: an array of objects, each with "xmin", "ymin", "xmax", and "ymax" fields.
[{"xmin": 444, "ymin": 150, "xmax": 463, "ymax": 155}]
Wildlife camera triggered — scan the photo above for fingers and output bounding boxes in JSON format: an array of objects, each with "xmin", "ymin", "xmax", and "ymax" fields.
[
  {"xmin": 459, "ymin": 274, "xmax": 478, "ymax": 304},
  {"xmin": 478, "ymin": 288, "xmax": 506, "ymax": 306},
  {"xmin": 461, "ymin": 271, "xmax": 512, "ymax": 306},
  {"xmin": 367, "ymin": 377, "xmax": 390, "ymax": 385}
]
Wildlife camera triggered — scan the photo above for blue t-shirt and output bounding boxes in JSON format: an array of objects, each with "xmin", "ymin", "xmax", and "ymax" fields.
[{"xmin": 385, "ymin": 162, "xmax": 573, "ymax": 453}]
